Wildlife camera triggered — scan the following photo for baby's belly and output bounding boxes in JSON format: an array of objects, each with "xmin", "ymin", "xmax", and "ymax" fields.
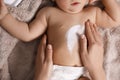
[
  {"xmin": 48, "ymin": 25, "xmax": 85, "ymax": 67},
  {"xmin": 52, "ymin": 44, "xmax": 82, "ymax": 67},
  {"xmin": 48, "ymin": 34, "xmax": 81, "ymax": 66}
]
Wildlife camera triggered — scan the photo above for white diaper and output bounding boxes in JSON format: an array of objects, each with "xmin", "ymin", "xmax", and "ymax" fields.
[{"xmin": 50, "ymin": 65, "xmax": 86, "ymax": 80}]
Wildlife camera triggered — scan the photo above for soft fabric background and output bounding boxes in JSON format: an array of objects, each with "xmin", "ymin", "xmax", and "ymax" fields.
[{"xmin": 0, "ymin": 0, "xmax": 120, "ymax": 80}]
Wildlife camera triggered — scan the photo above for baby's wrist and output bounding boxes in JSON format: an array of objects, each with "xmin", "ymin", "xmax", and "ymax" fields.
[
  {"xmin": 0, "ymin": 13, "xmax": 9, "ymax": 24},
  {"xmin": 0, "ymin": 12, "xmax": 9, "ymax": 20}
]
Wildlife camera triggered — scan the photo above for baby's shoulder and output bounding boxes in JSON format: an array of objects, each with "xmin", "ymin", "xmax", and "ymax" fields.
[
  {"xmin": 36, "ymin": 6, "xmax": 57, "ymax": 18},
  {"xmin": 84, "ymin": 6, "xmax": 101, "ymax": 13},
  {"xmin": 38, "ymin": 6, "xmax": 58, "ymax": 14},
  {"xmin": 83, "ymin": 6, "xmax": 102, "ymax": 22}
]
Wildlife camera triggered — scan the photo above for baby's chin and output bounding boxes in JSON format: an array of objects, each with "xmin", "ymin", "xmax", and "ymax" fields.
[{"xmin": 63, "ymin": 9, "xmax": 83, "ymax": 14}]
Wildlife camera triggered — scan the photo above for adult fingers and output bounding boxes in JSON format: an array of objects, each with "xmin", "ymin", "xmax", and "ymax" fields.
[
  {"xmin": 79, "ymin": 35, "xmax": 87, "ymax": 54},
  {"xmin": 90, "ymin": 22, "xmax": 103, "ymax": 44},
  {"xmin": 89, "ymin": 21, "xmax": 98, "ymax": 42},
  {"xmin": 45, "ymin": 44, "xmax": 53, "ymax": 64},
  {"xmin": 37, "ymin": 35, "xmax": 47, "ymax": 62},
  {"xmin": 79, "ymin": 35, "xmax": 88, "ymax": 67},
  {"xmin": 86, "ymin": 21, "xmax": 103, "ymax": 45},
  {"xmin": 35, "ymin": 35, "xmax": 47, "ymax": 73},
  {"xmin": 85, "ymin": 20, "xmax": 95, "ymax": 44},
  {"xmin": 93, "ymin": 24, "xmax": 103, "ymax": 43}
]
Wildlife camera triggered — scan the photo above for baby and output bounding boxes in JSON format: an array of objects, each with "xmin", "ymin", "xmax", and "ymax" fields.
[{"xmin": 0, "ymin": 0, "xmax": 120, "ymax": 79}]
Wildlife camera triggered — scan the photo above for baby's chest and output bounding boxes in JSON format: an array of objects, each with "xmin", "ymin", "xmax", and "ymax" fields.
[
  {"xmin": 48, "ymin": 23, "xmax": 85, "ymax": 36},
  {"xmin": 47, "ymin": 13, "xmax": 93, "ymax": 44},
  {"xmin": 47, "ymin": 24, "xmax": 85, "ymax": 53},
  {"xmin": 47, "ymin": 22, "xmax": 85, "ymax": 43},
  {"xmin": 47, "ymin": 17, "xmax": 86, "ymax": 37}
]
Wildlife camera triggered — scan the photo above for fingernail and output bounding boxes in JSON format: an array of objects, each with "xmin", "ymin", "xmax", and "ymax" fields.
[
  {"xmin": 47, "ymin": 44, "xmax": 52, "ymax": 49},
  {"xmin": 81, "ymin": 35, "xmax": 85, "ymax": 39}
]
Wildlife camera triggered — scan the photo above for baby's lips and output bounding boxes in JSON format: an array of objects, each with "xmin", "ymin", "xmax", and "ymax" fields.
[{"xmin": 71, "ymin": 2, "xmax": 80, "ymax": 6}]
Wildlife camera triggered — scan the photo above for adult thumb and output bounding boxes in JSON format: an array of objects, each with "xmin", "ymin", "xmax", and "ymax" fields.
[
  {"xmin": 45, "ymin": 44, "xmax": 53, "ymax": 63},
  {"xmin": 79, "ymin": 35, "xmax": 87, "ymax": 54}
]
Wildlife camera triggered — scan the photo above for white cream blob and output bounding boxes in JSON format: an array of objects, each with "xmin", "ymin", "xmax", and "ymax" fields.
[
  {"xmin": 4, "ymin": 0, "xmax": 22, "ymax": 6},
  {"xmin": 66, "ymin": 25, "xmax": 85, "ymax": 53}
]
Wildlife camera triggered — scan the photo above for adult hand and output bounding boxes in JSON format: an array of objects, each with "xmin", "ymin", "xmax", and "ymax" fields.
[
  {"xmin": 34, "ymin": 35, "xmax": 53, "ymax": 80},
  {"xmin": 79, "ymin": 20, "xmax": 106, "ymax": 80}
]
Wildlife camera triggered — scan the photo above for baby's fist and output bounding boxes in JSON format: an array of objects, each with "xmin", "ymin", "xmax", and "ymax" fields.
[
  {"xmin": 0, "ymin": 0, "xmax": 8, "ymax": 20},
  {"xmin": 89, "ymin": 0, "xmax": 98, "ymax": 4}
]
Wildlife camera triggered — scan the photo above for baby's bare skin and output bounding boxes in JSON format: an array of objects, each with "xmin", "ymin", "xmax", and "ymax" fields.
[
  {"xmin": 46, "ymin": 7, "xmax": 96, "ymax": 66},
  {"xmin": 34, "ymin": 21, "xmax": 105, "ymax": 80},
  {"xmin": 0, "ymin": 0, "xmax": 120, "ymax": 67}
]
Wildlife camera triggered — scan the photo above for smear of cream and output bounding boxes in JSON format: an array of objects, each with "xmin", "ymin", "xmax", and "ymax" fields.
[{"xmin": 66, "ymin": 25, "xmax": 85, "ymax": 53}]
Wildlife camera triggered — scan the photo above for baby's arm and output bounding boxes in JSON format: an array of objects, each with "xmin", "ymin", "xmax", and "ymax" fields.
[
  {"xmin": 0, "ymin": 0, "xmax": 48, "ymax": 42},
  {"xmin": 96, "ymin": 0, "xmax": 120, "ymax": 27}
]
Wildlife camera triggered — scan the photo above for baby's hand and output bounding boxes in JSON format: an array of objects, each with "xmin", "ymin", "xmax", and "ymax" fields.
[
  {"xmin": 89, "ymin": 0, "xmax": 98, "ymax": 4},
  {"xmin": 0, "ymin": 0, "xmax": 8, "ymax": 20}
]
